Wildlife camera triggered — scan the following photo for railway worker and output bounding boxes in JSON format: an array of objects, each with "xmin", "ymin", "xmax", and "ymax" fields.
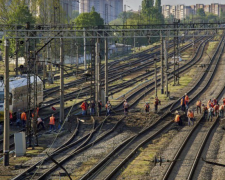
[
  {"xmin": 123, "ymin": 100, "xmax": 129, "ymax": 116},
  {"xmin": 214, "ymin": 104, "xmax": 219, "ymax": 117},
  {"xmin": 187, "ymin": 109, "xmax": 194, "ymax": 126},
  {"xmin": 207, "ymin": 99, "xmax": 212, "ymax": 109},
  {"xmin": 16, "ymin": 109, "xmax": 21, "ymax": 127},
  {"xmin": 49, "ymin": 114, "xmax": 56, "ymax": 131},
  {"xmin": 202, "ymin": 104, "xmax": 208, "ymax": 121},
  {"xmin": 174, "ymin": 111, "xmax": 182, "ymax": 126},
  {"xmin": 185, "ymin": 93, "xmax": 189, "ymax": 109},
  {"xmin": 37, "ymin": 117, "xmax": 45, "ymax": 130},
  {"xmin": 208, "ymin": 106, "xmax": 214, "ymax": 122},
  {"xmin": 21, "ymin": 111, "xmax": 27, "ymax": 127},
  {"xmin": 213, "ymin": 99, "xmax": 218, "ymax": 106},
  {"xmin": 180, "ymin": 96, "xmax": 186, "ymax": 112},
  {"xmin": 106, "ymin": 101, "xmax": 112, "ymax": 116},
  {"xmin": 223, "ymin": 97, "xmax": 225, "ymax": 105},
  {"xmin": 81, "ymin": 101, "xmax": 87, "ymax": 116},
  {"xmin": 89, "ymin": 100, "xmax": 95, "ymax": 115},
  {"xmin": 154, "ymin": 96, "xmax": 160, "ymax": 113},
  {"xmin": 9, "ymin": 111, "xmax": 13, "ymax": 125},
  {"xmin": 98, "ymin": 100, "xmax": 102, "ymax": 116},
  {"xmin": 145, "ymin": 103, "xmax": 150, "ymax": 112},
  {"xmin": 219, "ymin": 104, "xmax": 224, "ymax": 118},
  {"xmin": 210, "ymin": 101, "xmax": 214, "ymax": 108},
  {"xmin": 196, "ymin": 100, "xmax": 201, "ymax": 114}
]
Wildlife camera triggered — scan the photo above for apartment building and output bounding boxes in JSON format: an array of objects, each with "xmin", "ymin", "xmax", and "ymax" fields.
[
  {"xmin": 162, "ymin": 3, "xmax": 225, "ymax": 20},
  {"xmin": 79, "ymin": 0, "xmax": 123, "ymax": 23}
]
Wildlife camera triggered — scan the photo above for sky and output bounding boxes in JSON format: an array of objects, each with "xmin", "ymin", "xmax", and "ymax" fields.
[{"xmin": 124, "ymin": 0, "xmax": 224, "ymax": 11}]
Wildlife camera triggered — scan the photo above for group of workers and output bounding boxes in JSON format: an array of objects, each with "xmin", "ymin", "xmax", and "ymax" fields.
[
  {"xmin": 175, "ymin": 93, "xmax": 225, "ymax": 126},
  {"xmin": 80, "ymin": 96, "xmax": 161, "ymax": 116},
  {"xmin": 80, "ymin": 100, "xmax": 112, "ymax": 116}
]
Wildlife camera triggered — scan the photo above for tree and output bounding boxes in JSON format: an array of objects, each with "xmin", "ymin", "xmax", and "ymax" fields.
[
  {"xmin": 155, "ymin": 0, "xmax": 161, "ymax": 13},
  {"xmin": 71, "ymin": 10, "xmax": 79, "ymax": 20},
  {"xmin": 196, "ymin": 8, "xmax": 205, "ymax": 17},
  {"xmin": 142, "ymin": 0, "xmax": 154, "ymax": 15},
  {"xmin": 8, "ymin": 5, "xmax": 35, "ymax": 25},
  {"xmin": 74, "ymin": 11, "xmax": 104, "ymax": 27}
]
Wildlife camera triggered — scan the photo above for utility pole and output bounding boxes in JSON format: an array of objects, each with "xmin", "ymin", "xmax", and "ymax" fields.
[
  {"xmin": 76, "ymin": 44, "xmax": 79, "ymax": 76},
  {"xmin": 84, "ymin": 28, "xmax": 87, "ymax": 70},
  {"xmin": 154, "ymin": 55, "xmax": 157, "ymax": 97},
  {"xmin": 3, "ymin": 39, "xmax": 9, "ymax": 166},
  {"xmin": 105, "ymin": 36, "xmax": 108, "ymax": 104},
  {"xmin": 15, "ymin": 27, "xmax": 18, "ymax": 76},
  {"xmin": 60, "ymin": 38, "xmax": 64, "ymax": 124},
  {"xmin": 161, "ymin": 33, "xmax": 164, "ymax": 94},
  {"xmin": 47, "ymin": 43, "xmax": 53, "ymax": 84},
  {"xmin": 95, "ymin": 39, "xmax": 100, "ymax": 115},
  {"xmin": 173, "ymin": 19, "xmax": 176, "ymax": 86},
  {"xmin": 164, "ymin": 40, "xmax": 169, "ymax": 97}
]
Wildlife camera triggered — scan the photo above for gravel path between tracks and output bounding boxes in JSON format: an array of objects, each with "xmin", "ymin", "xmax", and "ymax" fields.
[
  {"xmin": 194, "ymin": 121, "xmax": 224, "ymax": 180},
  {"xmin": 211, "ymin": 119, "xmax": 225, "ymax": 180},
  {"xmin": 148, "ymin": 116, "xmax": 201, "ymax": 180}
]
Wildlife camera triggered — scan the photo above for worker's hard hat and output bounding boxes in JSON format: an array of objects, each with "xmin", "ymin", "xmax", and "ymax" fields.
[{"xmin": 175, "ymin": 110, "xmax": 179, "ymax": 114}]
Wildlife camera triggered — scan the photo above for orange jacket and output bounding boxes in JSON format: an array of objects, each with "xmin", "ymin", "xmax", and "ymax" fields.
[
  {"xmin": 185, "ymin": 95, "xmax": 189, "ymax": 103},
  {"xmin": 188, "ymin": 111, "xmax": 194, "ymax": 118},
  {"xmin": 49, "ymin": 116, "xmax": 55, "ymax": 125},
  {"xmin": 181, "ymin": 98, "xmax": 186, "ymax": 105},
  {"xmin": 175, "ymin": 115, "xmax": 180, "ymax": 122},
  {"xmin": 81, "ymin": 102, "xmax": 87, "ymax": 110},
  {"xmin": 219, "ymin": 105, "xmax": 224, "ymax": 110},
  {"xmin": 223, "ymin": 98, "xmax": 225, "ymax": 105},
  {"xmin": 196, "ymin": 101, "xmax": 201, "ymax": 107},
  {"xmin": 214, "ymin": 105, "xmax": 219, "ymax": 111},
  {"xmin": 21, "ymin": 112, "xmax": 27, "ymax": 120}
]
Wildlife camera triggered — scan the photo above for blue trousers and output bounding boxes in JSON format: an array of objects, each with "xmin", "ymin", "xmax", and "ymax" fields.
[{"xmin": 49, "ymin": 124, "xmax": 56, "ymax": 131}]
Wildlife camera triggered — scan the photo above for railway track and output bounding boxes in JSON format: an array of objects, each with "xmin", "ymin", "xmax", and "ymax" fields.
[
  {"xmin": 43, "ymin": 37, "xmax": 204, "ymax": 99},
  {"xmin": 76, "ymin": 34, "xmax": 225, "ymax": 180},
  {"xmin": 8, "ymin": 34, "xmax": 222, "ymax": 179},
  {"xmin": 0, "ymin": 36, "xmax": 212, "ymax": 158},
  {"xmin": 162, "ymin": 34, "xmax": 225, "ymax": 180},
  {"xmin": 12, "ymin": 116, "xmax": 125, "ymax": 180},
  {"xmin": 41, "ymin": 36, "xmax": 205, "ymax": 112}
]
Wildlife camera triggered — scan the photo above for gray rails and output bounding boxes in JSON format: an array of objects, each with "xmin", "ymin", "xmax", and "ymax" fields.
[
  {"xmin": 162, "ymin": 35, "xmax": 225, "ymax": 180},
  {"xmin": 12, "ymin": 118, "xmax": 81, "ymax": 180},
  {"xmin": 79, "ymin": 35, "xmax": 224, "ymax": 180}
]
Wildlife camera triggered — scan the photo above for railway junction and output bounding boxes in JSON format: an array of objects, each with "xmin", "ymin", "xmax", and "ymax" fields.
[{"xmin": 1, "ymin": 22, "xmax": 225, "ymax": 179}]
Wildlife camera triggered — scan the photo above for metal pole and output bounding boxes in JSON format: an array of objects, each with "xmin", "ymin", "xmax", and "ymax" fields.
[
  {"xmin": 161, "ymin": 34, "xmax": 164, "ymax": 94},
  {"xmin": 95, "ymin": 40, "xmax": 100, "ymax": 114},
  {"xmin": 43, "ymin": 51, "xmax": 46, "ymax": 89},
  {"xmin": 3, "ymin": 39, "xmax": 9, "ymax": 166},
  {"xmin": 16, "ymin": 28, "xmax": 18, "ymax": 76},
  {"xmin": 84, "ymin": 28, "xmax": 87, "ymax": 70},
  {"xmin": 164, "ymin": 40, "xmax": 169, "ymax": 97},
  {"xmin": 60, "ymin": 38, "xmax": 64, "ymax": 123},
  {"xmin": 154, "ymin": 56, "xmax": 157, "ymax": 97},
  {"xmin": 76, "ymin": 45, "xmax": 79, "ymax": 76},
  {"xmin": 105, "ymin": 37, "xmax": 108, "ymax": 104},
  {"xmin": 173, "ymin": 20, "xmax": 176, "ymax": 86}
]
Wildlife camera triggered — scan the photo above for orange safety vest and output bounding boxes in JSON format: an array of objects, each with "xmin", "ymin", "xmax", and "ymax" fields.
[
  {"xmin": 81, "ymin": 103, "xmax": 87, "ymax": 110},
  {"xmin": 223, "ymin": 98, "xmax": 225, "ymax": 105},
  {"xmin": 21, "ymin": 112, "xmax": 27, "ymax": 120},
  {"xmin": 211, "ymin": 102, "xmax": 214, "ymax": 107},
  {"xmin": 175, "ymin": 115, "xmax": 180, "ymax": 122},
  {"xmin": 49, "ymin": 116, "xmax": 55, "ymax": 125},
  {"xmin": 188, "ymin": 112, "xmax": 194, "ymax": 118},
  {"xmin": 181, "ymin": 98, "xmax": 186, "ymax": 105},
  {"xmin": 36, "ymin": 107, "xmax": 39, "ymax": 115},
  {"xmin": 154, "ymin": 99, "xmax": 160, "ymax": 105},
  {"xmin": 219, "ymin": 105, "xmax": 224, "ymax": 110},
  {"xmin": 214, "ymin": 105, "xmax": 219, "ymax": 111},
  {"xmin": 196, "ymin": 101, "xmax": 201, "ymax": 107},
  {"xmin": 145, "ymin": 104, "xmax": 150, "ymax": 109},
  {"xmin": 185, "ymin": 95, "xmax": 189, "ymax": 102}
]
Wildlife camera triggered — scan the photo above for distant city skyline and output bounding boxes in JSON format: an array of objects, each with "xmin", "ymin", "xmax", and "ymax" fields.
[{"xmin": 124, "ymin": 0, "xmax": 224, "ymax": 11}]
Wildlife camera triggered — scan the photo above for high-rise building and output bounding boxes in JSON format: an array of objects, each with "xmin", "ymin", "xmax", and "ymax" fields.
[{"xmin": 79, "ymin": 0, "xmax": 123, "ymax": 23}]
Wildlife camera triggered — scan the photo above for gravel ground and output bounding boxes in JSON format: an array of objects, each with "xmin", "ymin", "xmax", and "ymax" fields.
[
  {"xmin": 211, "ymin": 120, "xmax": 225, "ymax": 180},
  {"xmin": 149, "ymin": 116, "xmax": 201, "ymax": 180},
  {"xmin": 194, "ymin": 121, "xmax": 224, "ymax": 180},
  {"xmin": 50, "ymin": 130, "xmax": 137, "ymax": 179}
]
